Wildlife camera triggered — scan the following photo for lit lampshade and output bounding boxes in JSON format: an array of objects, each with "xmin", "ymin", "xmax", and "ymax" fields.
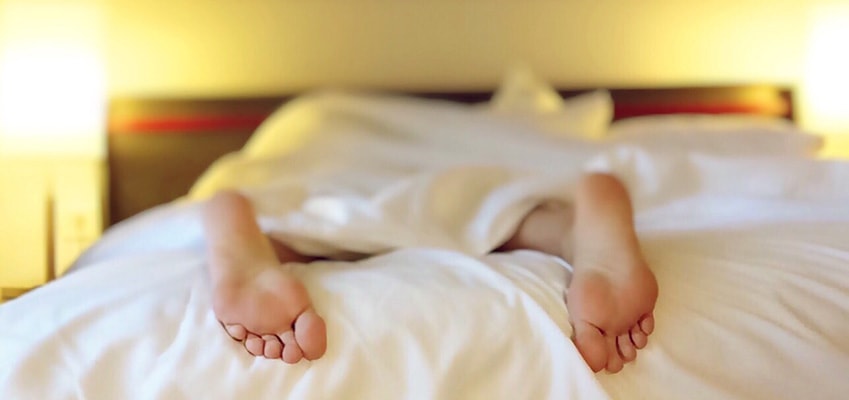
[
  {"xmin": 0, "ymin": 1, "xmax": 106, "ymax": 159},
  {"xmin": 799, "ymin": 4, "xmax": 849, "ymax": 137}
]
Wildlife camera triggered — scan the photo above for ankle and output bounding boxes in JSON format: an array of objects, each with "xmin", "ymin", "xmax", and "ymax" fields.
[
  {"xmin": 210, "ymin": 254, "xmax": 272, "ymax": 285},
  {"xmin": 572, "ymin": 242, "xmax": 647, "ymax": 275}
]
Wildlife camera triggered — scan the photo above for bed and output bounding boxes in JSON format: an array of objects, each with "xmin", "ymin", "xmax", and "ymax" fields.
[{"xmin": 1, "ymin": 74, "xmax": 848, "ymax": 399}]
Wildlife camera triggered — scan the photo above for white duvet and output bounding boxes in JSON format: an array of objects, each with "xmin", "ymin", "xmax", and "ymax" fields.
[{"xmin": 2, "ymin": 92, "xmax": 849, "ymax": 399}]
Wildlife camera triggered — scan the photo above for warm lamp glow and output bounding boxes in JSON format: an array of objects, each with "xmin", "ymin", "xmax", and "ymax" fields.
[
  {"xmin": 0, "ymin": 1, "xmax": 105, "ymax": 158},
  {"xmin": 800, "ymin": 5, "xmax": 849, "ymax": 135}
]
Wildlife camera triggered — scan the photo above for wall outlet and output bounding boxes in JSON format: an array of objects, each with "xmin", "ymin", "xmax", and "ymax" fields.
[{"xmin": 51, "ymin": 158, "xmax": 104, "ymax": 277}]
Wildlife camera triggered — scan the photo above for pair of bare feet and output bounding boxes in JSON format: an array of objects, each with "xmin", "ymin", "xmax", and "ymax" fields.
[{"xmin": 205, "ymin": 173, "xmax": 658, "ymax": 373}]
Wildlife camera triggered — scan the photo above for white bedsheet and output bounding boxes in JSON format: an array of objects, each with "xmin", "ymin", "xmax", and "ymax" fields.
[{"xmin": 2, "ymin": 93, "xmax": 849, "ymax": 399}]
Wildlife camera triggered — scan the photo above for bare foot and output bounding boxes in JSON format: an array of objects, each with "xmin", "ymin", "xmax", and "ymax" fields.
[
  {"xmin": 204, "ymin": 191, "xmax": 327, "ymax": 363},
  {"xmin": 496, "ymin": 173, "xmax": 658, "ymax": 372},
  {"xmin": 213, "ymin": 263, "xmax": 327, "ymax": 363},
  {"xmin": 566, "ymin": 173, "xmax": 658, "ymax": 373},
  {"xmin": 566, "ymin": 257, "xmax": 657, "ymax": 373}
]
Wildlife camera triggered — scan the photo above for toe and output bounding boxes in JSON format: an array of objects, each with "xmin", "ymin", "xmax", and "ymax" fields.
[
  {"xmin": 280, "ymin": 331, "xmax": 304, "ymax": 364},
  {"xmin": 294, "ymin": 309, "xmax": 327, "ymax": 361},
  {"xmin": 245, "ymin": 333, "xmax": 265, "ymax": 356},
  {"xmin": 630, "ymin": 325, "xmax": 648, "ymax": 349},
  {"xmin": 572, "ymin": 321, "xmax": 608, "ymax": 373},
  {"xmin": 223, "ymin": 323, "xmax": 248, "ymax": 341},
  {"xmin": 617, "ymin": 333, "xmax": 637, "ymax": 362},
  {"xmin": 640, "ymin": 314, "xmax": 655, "ymax": 335},
  {"xmin": 262, "ymin": 335, "xmax": 284, "ymax": 359},
  {"xmin": 605, "ymin": 337, "xmax": 624, "ymax": 373}
]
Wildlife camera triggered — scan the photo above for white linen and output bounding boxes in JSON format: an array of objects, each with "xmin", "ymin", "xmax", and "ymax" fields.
[
  {"xmin": 2, "ymin": 93, "xmax": 849, "ymax": 399},
  {"xmin": 601, "ymin": 222, "xmax": 849, "ymax": 400},
  {"xmin": 239, "ymin": 90, "xmax": 603, "ymax": 162},
  {"xmin": 488, "ymin": 67, "xmax": 613, "ymax": 140},
  {"xmin": 1, "ymin": 245, "xmax": 603, "ymax": 399},
  {"xmin": 608, "ymin": 114, "xmax": 824, "ymax": 157}
]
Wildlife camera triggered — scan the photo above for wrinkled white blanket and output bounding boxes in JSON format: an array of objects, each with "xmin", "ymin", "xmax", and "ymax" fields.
[{"xmin": 2, "ymin": 93, "xmax": 849, "ymax": 399}]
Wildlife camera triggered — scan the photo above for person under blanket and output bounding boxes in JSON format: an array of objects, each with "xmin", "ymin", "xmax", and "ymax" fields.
[{"xmin": 202, "ymin": 172, "xmax": 658, "ymax": 374}]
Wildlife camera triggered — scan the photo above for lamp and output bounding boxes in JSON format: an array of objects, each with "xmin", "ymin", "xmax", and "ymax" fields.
[
  {"xmin": 799, "ymin": 3, "xmax": 849, "ymax": 157},
  {"xmin": 0, "ymin": 1, "xmax": 106, "ymax": 283},
  {"xmin": 0, "ymin": 1, "xmax": 106, "ymax": 158}
]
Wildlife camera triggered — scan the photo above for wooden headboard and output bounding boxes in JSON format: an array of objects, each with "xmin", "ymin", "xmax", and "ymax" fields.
[{"xmin": 107, "ymin": 85, "xmax": 793, "ymax": 225}]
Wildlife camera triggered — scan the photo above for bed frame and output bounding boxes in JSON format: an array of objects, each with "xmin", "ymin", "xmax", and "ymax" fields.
[{"xmin": 107, "ymin": 85, "xmax": 793, "ymax": 226}]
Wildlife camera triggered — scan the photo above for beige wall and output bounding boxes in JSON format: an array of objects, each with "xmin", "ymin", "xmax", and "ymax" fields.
[
  {"xmin": 103, "ymin": 0, "xmax": 831, "ymax": 98},
  {"xmin": 0, "ymin": 0, "xmax": 835, "ymax": 97}
]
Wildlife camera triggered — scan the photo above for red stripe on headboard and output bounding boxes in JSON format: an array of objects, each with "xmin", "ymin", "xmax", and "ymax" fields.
[
  {"xmin": 112, "ymin": 104, "xmax": 780, "ymax": 135},
  {"xmin": 614, "ymin": 104, "xmax": 782, "ymax": 119},
  {"xmin": 111, "ymin": 114, "xmax": 270, "ymax": 134},
  {"xmin": 108, "ymin": 87, "xmax": 792, "ymax": 135}
]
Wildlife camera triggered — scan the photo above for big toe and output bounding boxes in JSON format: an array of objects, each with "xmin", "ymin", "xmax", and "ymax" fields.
[
  {"xmin": 573, "ymin": 321, "xmax": 608, "ymax": 372},
  {"xmin": 294, "ymin": 309, "xmax": 327, "ymax": 361}
]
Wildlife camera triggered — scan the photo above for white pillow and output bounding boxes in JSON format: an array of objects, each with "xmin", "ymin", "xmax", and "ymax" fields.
[
  {"xmin": 608, "ymin": 114, "xmax": 824, "ymax": 157},
  {"xmin": 488, "ymin": 67, "xmax": 613, "ymax": 140}
]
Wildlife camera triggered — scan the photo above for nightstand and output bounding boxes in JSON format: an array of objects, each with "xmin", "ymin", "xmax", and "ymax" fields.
[
  {"xmin": 819, "ymin": 134, "xmax": 849, "ymax": 159},
  {"xmin": 0, "ymin": 157, "xmax": 106, "ymax": 301}
]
